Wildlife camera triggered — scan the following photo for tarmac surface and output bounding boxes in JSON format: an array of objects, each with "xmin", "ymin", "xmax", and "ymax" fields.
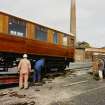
[{"xmin": 0, "ymin": 69, "xmax": 105, "ymax": 105}]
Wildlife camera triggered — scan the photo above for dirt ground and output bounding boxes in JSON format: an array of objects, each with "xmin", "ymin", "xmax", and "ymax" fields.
[{"xmin": 0, "ymin": 70, "xmax": 90, "ymax": 105}]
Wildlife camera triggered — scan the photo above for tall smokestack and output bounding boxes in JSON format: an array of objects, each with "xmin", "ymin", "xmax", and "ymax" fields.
[{"xmin": 70, "ymin": 0, "xmax": 76, "ymax": 36}]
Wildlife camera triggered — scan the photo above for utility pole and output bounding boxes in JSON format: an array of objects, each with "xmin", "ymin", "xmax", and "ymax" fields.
[{"xmin": 70, "ymin": 0, "xmax": 76, "ymax": 36}]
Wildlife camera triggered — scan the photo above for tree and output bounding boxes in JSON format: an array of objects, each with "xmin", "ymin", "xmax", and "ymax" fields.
[{"xmin": 76, "ymin": 41, "xmax": 91, "ymax": 48}]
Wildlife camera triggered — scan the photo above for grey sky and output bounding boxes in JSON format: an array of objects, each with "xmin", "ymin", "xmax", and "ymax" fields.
[{"xmin": 0, "ymin": 0, "xmax": 105, "ymax": 48}]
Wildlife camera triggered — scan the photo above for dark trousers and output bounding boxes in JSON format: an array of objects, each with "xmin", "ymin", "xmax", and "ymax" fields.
[
  {"xmin": 103, "ymin": 69, "xmax": 105, "ymax": 78},
  {"xmin": 33, "ymin": 69, "xmax": 41, "ymax": 82}
]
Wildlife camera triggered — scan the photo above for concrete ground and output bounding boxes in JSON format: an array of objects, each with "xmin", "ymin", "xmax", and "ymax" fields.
[{"xmin": 0, "ymin": 69, "xmax": 105, "ymax": 105}]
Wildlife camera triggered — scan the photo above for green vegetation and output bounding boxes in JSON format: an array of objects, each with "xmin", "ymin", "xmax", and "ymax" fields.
[{"xmin": 76, "ymin": 41, "xmax": 91, "ymax": 48}]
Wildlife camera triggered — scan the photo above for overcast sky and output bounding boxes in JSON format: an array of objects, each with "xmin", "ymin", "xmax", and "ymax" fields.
[{"xmin": 0, "ymin": 0, "xmax": 105, "ymax": 48}]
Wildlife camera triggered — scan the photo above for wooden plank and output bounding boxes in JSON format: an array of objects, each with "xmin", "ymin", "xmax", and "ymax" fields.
[
  {"xmin": 0, "ymin": 76, "xmax": 18, "ymax": 84},
  {"xmin": 0, "ymin": 14, "xmax": 3, "ymax": 33},
  {"xmin": 0, "ymin": 14, "xmax": 8, "ymax": 33},
  {"xmin": 0, "ymin": 33, "xmax": 26, "ymax": 53},
  {"xmin": 3, "ymin": 15, "xmax": 8, "ymax": 33},
  {"xmin": 0, "ymin": 33, "xmax": 74, "ymax": 58},
  {"xmin": 47, "ymin": 29, "xmax": 53, "ymax": 43},
  {"xmin": 58, "ymin": 33, "xmax": 63, "ymax": 45},
  {"xmin": 0, "ymin": 72, "xmax": 17, "ymax": 75},
  {"xmin": 27, "ymin": 22, "xmax": 35, "ymax": 39}
]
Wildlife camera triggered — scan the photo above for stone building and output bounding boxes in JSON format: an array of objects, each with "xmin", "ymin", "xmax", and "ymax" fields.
[
  {"xmin": 85, "ymin": 48, "xmax": 105, "ymax": 61},
  {"xmin": 75, "ymin": 48, "xmax": 85, "ymax": 62}
]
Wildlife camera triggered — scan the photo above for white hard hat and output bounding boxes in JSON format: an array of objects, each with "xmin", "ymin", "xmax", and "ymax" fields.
[{"xmin": 23, "ymin": 54, "xmax": 27, "ymax": 58}]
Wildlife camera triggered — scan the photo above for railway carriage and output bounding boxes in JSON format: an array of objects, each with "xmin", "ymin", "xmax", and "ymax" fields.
[{"xmin": 0, "ymin": 11, "xmax": 75, "ymax": 84}]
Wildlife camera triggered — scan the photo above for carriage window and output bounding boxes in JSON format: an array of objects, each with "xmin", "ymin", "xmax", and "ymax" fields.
[
  {"xmin": 70, "ymin": 38, "xmax": 74, "ymax": 47},
  {"xmin": 8, "ymin": 17, "xmax": 26, "ymax": 37},
  {"xmin": 62, "ymin": 34, "xmax": 68, "ymax": 46},
  {"xmin": 53, "ymin": 32, "xmax": 58, "ymax": 44},
  {"xmin": 35, "ymin": 25, "xmax": 47, "ymax": 41}
]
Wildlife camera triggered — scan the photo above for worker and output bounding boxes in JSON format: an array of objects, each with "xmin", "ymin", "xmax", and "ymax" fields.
[
  {"xmin": 33, "ymin": 58, "xmax": 45, "ymax": 83},
  {"xmin": 98, "ymin": 59, "xmax": 104, "ymax": 80},
  {"xmin": 92, "ymin": 57, "xmax": 99, "ymax": 77},
  {"xmin": 18, "ymin": 54, "xmax": 31, "ymax": 89}
]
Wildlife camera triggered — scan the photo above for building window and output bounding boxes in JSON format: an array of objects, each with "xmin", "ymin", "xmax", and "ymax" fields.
[
  {"xmin": 8, "ymin": 17, "xmax": 26, "ymax": 37},
  {"xmin": 53, "ymin": 32, "xmax": 58, "ymax": 44},
  {"xmin": 35, "ymin": 25, "xmax": 47, "ymax": 41},
  {"xmin": 62, "ymin": 34, "xmax": 68, "ymax": 46}
]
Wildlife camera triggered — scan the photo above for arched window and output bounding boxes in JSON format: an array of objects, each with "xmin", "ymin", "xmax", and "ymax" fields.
[
  {"xmin": 53, "ymin": 32, "xmax": 58, "ymax": 44},
  {"xmin": 35, "ymin": 25, "xmax": 47, "ymax": 41}
]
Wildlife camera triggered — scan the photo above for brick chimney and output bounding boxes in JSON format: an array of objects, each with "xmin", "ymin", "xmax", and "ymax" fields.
[{"xmin": 70, "ymin": 0, "xmax": 76, "ymax": 36}]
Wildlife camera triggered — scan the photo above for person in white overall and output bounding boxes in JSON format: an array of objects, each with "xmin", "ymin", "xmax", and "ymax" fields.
[
  {"xmin": 98, "ymin": 59, "xmax": 104, "ymax": 80},
  {"xmin": 18, "ymin": 54, "xmax": 31, "ymax": 89}
]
